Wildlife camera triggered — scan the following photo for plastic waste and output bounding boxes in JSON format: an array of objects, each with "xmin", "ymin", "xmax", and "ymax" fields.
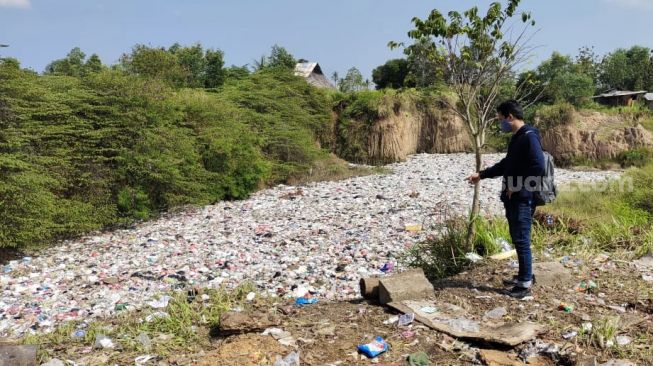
[
  {"xmin": 383, "ymin": 315, "xmax": 399, "ymax": 325},
  {"xmin": 558, "ymin": 303, "xmax": 574, "ymax": 313},
  {"xmin": 274, "ymin": 351, "xmax": 300, "ymax": 366},
  {"xmin": 147, "ymin": 295, "xmax": 171, "ymax": 309},
  {"xmin": 94, "ymin": 334, "xmax": 115, "ymax": 349},
  {"xmin": 72, "ymin": 329, "xmax": 86, "ymax": 338},
  {"xmin": 295, "ymin": 296, "xmax": 318, "ymax": 306},
  {"xmin": 615, "ymin": 335, "xmax": 632, "ymax": 346},
  {"xmin": 496, "ymin": 238, "xmax": 512, "ymax": 252},
  {"xmin": 138, "ymin": 332, "xmax": 152, "ymax": 352},
  {"xmin": 575, "ymin": 280, "xmax": 598, "ymax": 293},
  {"xmin": 135, "ymin": 355, "xmax": 156, "ymax": 366},
  {"xmin": 419, "ymin": 306, "xmax": 437, "ymax": 314},
  {"xmin": 145, "ymin": 311, "xmax": 169, "ymax": 322},
  {"xmin": 380, "ymin": 262, "xmax": 394, "ymax": 273},
  {"xmin": 404, "ymin": 223, "xmax": 422, "ymax": 232},
  {"xmin": 563, "ymin": 330, "xmax": 578, "ymax": 339},
  {"xmin": 0, "ymin": 154, "xmax": 618, "ymax": 337},
  {"xmin": 41, "ymin": 359, "xmax": 65, "ymax": 366},
  {"xmin": 398, "ymin": 313, "xmax": 415, "ymax": 326},
  {"xmin": 246, "ymin": 292, "xmax": 256, "ymax": 301},
  {"xmin": 465, "ymin": 252, "xmax": 483, "ymax": 263},
  {"xmin": 357, "ymin": 336, "xmax": 389, "ymax": 358}
]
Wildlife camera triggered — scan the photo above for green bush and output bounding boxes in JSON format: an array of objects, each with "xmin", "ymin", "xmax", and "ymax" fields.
[
  {"xmin": 533, "ymin": 102, "xmax": 576, "ymax": 130},
  {"xmin": 617, "ymin": 147, "xmax": 653, "ymax": 168},
  {"xmin": 0, "ymin": 64, "xmax": 332, "ymax": 249}
]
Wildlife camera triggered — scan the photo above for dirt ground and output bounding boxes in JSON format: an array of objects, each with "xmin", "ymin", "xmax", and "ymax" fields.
[
  {"xmin": 190, "ymin": 255, "xmax": 652, "ymax": 366},
  {"xmin": 26, "ymin": 255, "xmax": 653, "ymax": 366}
]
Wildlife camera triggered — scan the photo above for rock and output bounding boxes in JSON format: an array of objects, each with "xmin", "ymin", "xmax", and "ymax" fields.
[
  {"xmin": 219, "ymin": 312, "xmax": 280, "ymax": 335},
  {"xmin": 378, "ymin": 269, "xmax": 434, "ymax": 305},
  {"xmin": 478, "ymin": 349, "xmax": 522, "ymax": 366},
  {"xmin": 0, "ymin": 345, "xmax": 37, "ymax": 366},
  {"xmin": 533, "ymin": 262, "xmax": 573, "ymax": 287}
]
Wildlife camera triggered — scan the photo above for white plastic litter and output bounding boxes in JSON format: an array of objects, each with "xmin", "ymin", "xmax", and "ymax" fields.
[
  {"xmin": 135, "ymin": 355, "xmax": 156, "ymax": 366},
  {"xmin": 0, "ymin": 154, "xmax": 618, "ymax": 336},
  {"xmin": 41, "ymin": 359, "xmax": 65, "ymax": 366},
  {"xmin": 274, "ymin": 351, "xmax": 300, "ymax": 366},
  {"xmin": 146, "ymin": 296, "xmax": 171, "ymax": 309}
]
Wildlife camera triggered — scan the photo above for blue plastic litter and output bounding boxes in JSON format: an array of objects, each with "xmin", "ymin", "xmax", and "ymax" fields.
[
  {"xmin": 357, "ymin": 336, "xmax": 389, "ymax": 358},
  {"xmin": 295, "ymin": 297, "xmax": 318, "ymax": 306}
]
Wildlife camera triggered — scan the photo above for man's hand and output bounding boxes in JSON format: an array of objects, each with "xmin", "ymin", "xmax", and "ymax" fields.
[{"xmin": 465, "ymin": 172, "xmax": 481, "ymax": 185}]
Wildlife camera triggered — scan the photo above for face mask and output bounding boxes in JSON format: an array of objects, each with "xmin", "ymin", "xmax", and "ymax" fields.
[{"xmin": 500, "ymin": 119, "xmax": 512, "ymax": 133}]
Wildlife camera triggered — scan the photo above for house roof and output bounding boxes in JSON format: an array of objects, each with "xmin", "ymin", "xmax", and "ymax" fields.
[
  {"xmin": 644, "ymin": 93, "xmax": 653, "ymax": 101},
  {"xmin": 294, "ymin": 62, "xmax": 321, "ymax": 78},
  {"xmin": 592, "ymin": 90, "xmax": 648, "ymax": 98},
  {"xmin": 294, "ymin": 61, "xmax": 335, "ymax": 89}
]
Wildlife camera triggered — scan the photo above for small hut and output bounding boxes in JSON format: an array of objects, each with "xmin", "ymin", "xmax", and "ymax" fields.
[
  {"xmin": 592, "ymin": 90, "xmax": 647, "ymax": 107},
  {"xmin": 294, "ymin": 60, "xmax": 335, "ymax": 89},
  {"xmin": 644, "ymin": 93, "xmax": 653, "ymax": 109}
]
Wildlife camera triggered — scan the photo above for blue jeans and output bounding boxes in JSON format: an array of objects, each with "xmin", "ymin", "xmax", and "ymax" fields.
[{"xmin": 505, "ymin": 198, "xmax": 536, "ymax": 288}]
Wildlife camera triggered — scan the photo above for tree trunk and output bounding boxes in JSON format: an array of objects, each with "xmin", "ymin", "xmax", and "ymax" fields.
[{"xmin": 465, "ymin": 140, "xmax": 483, "ymax": 251}]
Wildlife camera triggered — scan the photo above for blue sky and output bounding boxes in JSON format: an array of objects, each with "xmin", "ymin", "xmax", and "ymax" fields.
[{"xmin": 1, "ymin": 0, "xmax": 652, "ymax": 79}]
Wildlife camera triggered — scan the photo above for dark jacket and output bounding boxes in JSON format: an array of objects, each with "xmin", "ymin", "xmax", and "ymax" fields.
[{"xmin": 480, "ymin": 124, "xmax": 545, "ymax": 202}]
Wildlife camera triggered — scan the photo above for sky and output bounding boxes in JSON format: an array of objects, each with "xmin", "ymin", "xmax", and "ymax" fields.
[{"xmin": 1, "ymin": 0, "xmax": 653, "ymax": 79}]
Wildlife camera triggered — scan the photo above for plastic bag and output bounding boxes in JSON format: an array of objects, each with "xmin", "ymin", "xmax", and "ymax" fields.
[{"xmin": 357, "ymin": 336, "xmax": 389, "ymax": 358}]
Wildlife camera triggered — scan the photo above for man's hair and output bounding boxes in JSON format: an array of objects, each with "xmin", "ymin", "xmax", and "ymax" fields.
[{"xmin": 497, "ymin": 100, "xmax": 524, "ymax": 120}]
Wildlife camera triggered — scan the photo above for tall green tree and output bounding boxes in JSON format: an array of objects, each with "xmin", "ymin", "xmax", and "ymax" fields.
[
  {"xmin": 523, "ymin": 52, "xmax": 594, "ymax": 106},
  {"xmin": 392, "ymin": 0, "xmax": 536, "ymax": 248},
  {"xmin": 45, "ymin": 47, "xmax": 100, "ymax": 77},
  {"xmin": 403, "ymin": 38, "xmax": 443, "ymax": 87},
  {"xmin": 599, "ymin": 46, "xmax": 653, "ymax": 91},
  {"xmin": 268, "ymin": 45, "xmax": 296, "ymax": 70},
  {"xmin": 339, "ymin": 67, "xmax": 367, "ymax": 92},
  {"xmin": 372, "ymin": 59, "xmax": 410, "ymax": 89},
  {"xmin": 204, "ymin": 49, "xmax": 226, "ymax": 88}
]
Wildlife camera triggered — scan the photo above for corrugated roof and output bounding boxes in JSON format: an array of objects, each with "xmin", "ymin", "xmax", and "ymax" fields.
[
  {"xmin": 644, "ymin": 93, "xmax": 653, "ymax": 101},
  {"xmin": 593, "ymin": 90, "xmax": 648, "ymax": 98},
  {"xmin": 294, "ymin": 62, "xmax": 318, "ymax": 78}
]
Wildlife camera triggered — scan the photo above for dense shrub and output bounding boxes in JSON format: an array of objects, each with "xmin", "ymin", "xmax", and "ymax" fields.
[
  {"xmin": 533, "ymin": 102, "xmax": 576, "ymax": 130},
  {"xmin": 0, "ymin": 64, "xmax": 331, "ymax": 248}
]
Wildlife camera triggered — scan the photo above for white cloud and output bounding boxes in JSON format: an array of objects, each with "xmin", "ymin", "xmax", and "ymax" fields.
[
  {"xmin": 0, "ymin": 0, "xmax": 30, "ymax": 8},
  {"xmin": 604, "ymin": 0, "xmax": 653, "ymax": 9}
]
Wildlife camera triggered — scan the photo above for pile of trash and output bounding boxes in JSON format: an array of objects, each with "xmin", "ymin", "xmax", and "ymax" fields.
[{"xmin": 0, "ymin": 154, "xmax": 619, "ymax": 336}]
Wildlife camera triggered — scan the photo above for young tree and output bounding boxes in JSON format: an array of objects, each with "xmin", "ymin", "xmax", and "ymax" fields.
[
  {"xmin": 45, "ymin": 47, "xmax": 87, "ymax": 76},
  {"xmin": 267, "ymin": 45, "xmax": 296, "ymax": 70},
  {"xmin": 339, "ymin": 67, "xmax": 367, "ymax": 93},
  {"xmin": 391, "ymin": 0, "xmax": 536, "ymax": 248},
  {"xmin": 204, "ymin": 49, "xmax": 226, "ymax": 88},
  {"xmin": 331, "ymin": 71, "xmax": 340, "ymax": 88}
]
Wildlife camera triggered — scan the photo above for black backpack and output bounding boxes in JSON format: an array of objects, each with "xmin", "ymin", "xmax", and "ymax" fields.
[{"xmin": 526, "ymin": 131, "xmax": 557, "ymax": 206}]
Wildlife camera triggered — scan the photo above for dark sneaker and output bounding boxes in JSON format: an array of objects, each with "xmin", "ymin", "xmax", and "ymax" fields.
[
  {"xmin": 507, "ymin": 286, "xmax": 533, "ymax": 299},
  {"xmin": 502, "ymin": 275, "xmax": 536, "ymax": 287}
]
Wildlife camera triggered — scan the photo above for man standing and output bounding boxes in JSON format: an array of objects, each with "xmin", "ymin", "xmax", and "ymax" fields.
[{"xmin": 466, "ymin": 100, "xmax": 545, "ymax": 299}]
